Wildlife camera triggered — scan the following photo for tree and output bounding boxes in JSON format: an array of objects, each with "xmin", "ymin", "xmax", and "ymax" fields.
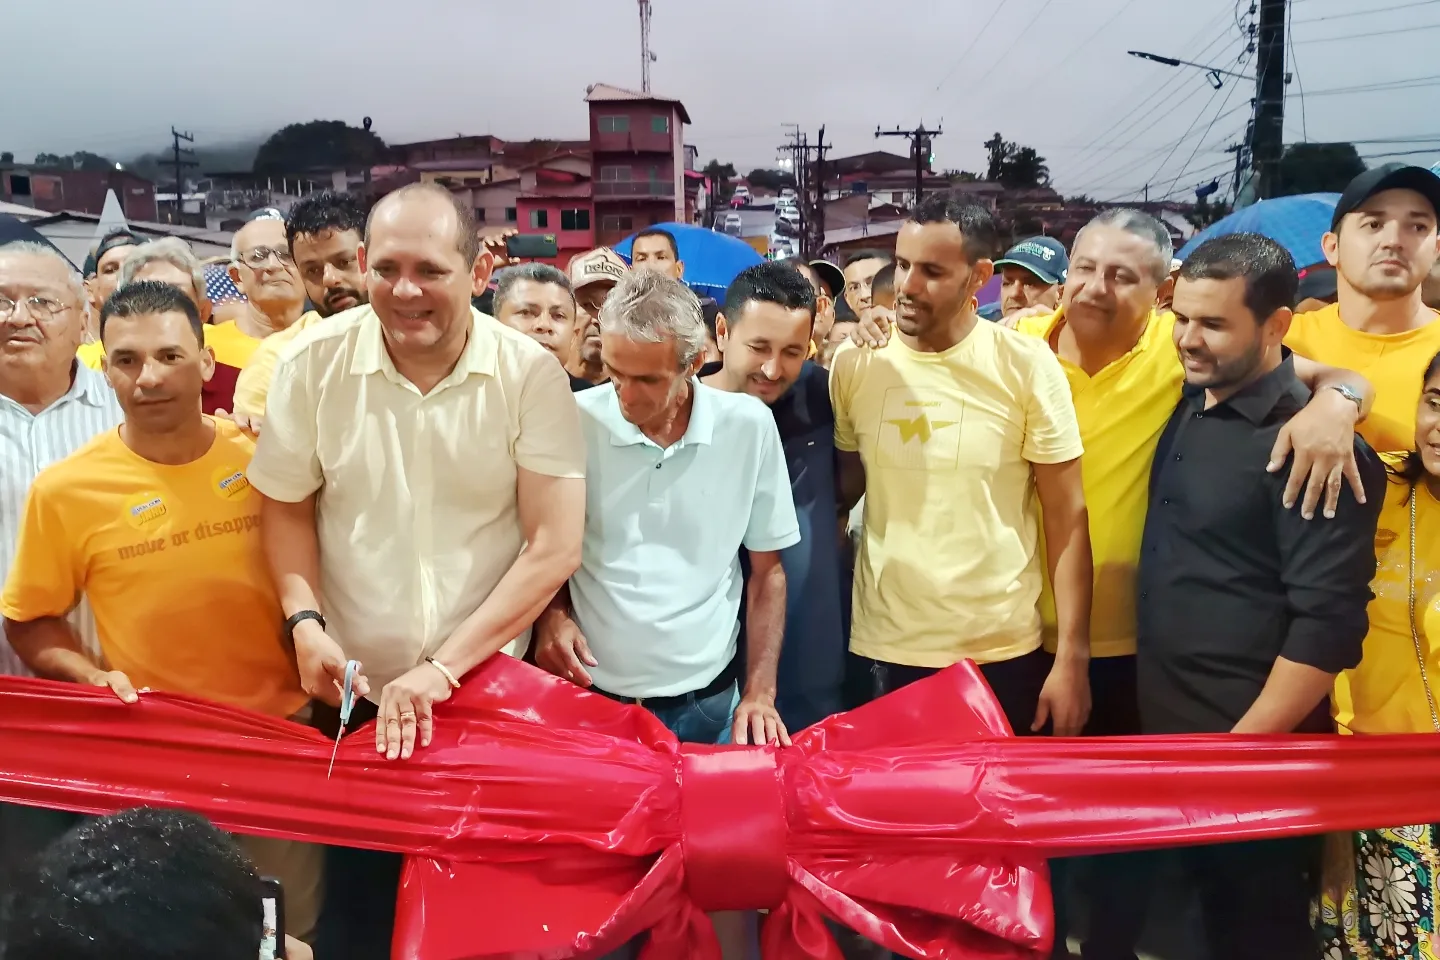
[
  {"xmin": 702, "ymin": 159, "xmax": 738, "ymax": 201},
  {"xmin": 1274, "ymin": 142, "xmax": 1365, "ymax": 197},
  {"xmin": 252, "ymin": 120, "xmax": 387, "ymax": 175},
  {"xmin": 983, "ymin": 133, "xmax": 1051, "ymax": 188},
  {"xmin": 28, "ymin": 151, "xmax": 114, "ymax": 171},
  {"xmin": 943, "ymin": 170, "xmax": 981, "ymax": 182},
  {"xmin": 0, "ymin": 152, "xmax": 12, "ymax": 164},
  {"xmin": 745, "ymin": 168, "xmax": 798, "ymax": 192}
]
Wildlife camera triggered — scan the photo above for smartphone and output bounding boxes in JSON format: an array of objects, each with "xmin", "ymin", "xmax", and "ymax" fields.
[
  {"xmin": 506, "ymin": 234, "xmax": 559, "ymax": 259},
  {"xmin": 260, "ymin": 876, "xmax": 286, "ymax": 960}
]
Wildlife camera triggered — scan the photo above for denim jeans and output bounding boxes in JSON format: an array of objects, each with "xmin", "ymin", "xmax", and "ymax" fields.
[{"xmin": 645, "ymin": 682, "xmax": 740, "ymax": 745}]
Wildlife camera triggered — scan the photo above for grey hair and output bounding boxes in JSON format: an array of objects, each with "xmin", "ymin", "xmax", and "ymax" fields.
[
  {"xmin": 0, "ymin": 240, "xmax": 88, "ymax": 307},
  {"xmin": 598, "ymin": 268, "xmax": 706, "ymax": 367},
  {"xmin": 1077, "ymin": 208, "xmax": 1174, "ymax": 284},
  {"xmin": 118, "ymin": 237, "xmax": 206, "ymax": 300},
  {"xmin": 493, "ymin": 263, "xmax": 575, "ymax": 315}
]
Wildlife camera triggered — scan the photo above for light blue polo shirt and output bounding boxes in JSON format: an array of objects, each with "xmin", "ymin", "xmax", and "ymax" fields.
[{"xmin": 571, "ymin": 381, "xmax": 801, "ymax": 698}]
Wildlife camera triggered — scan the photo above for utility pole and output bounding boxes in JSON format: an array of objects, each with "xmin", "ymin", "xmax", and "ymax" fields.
[
  {"xmin": 876, "ymin": 124, "xmax": 942, "ymax": 211},
  {"xmin": 169, "ymin": 127, "xmax": 197, "ymax": 227},
  {"xmin": 776, "ymin": 126, "xmax": 831, "ymax": 258},
  {"xmin": 638, "ymin": 0, "xmax": 654, "ymax": 93},
  {"xmin": 1252, "ymin": 0, "xmax": 1287, "ymax": 199}
]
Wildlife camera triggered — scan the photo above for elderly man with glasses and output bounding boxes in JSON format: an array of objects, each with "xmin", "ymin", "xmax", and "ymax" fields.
[
  {"xmin": 208, "ymin": 210, "xmax": 307, "ymax": 414},
  {"xmin": 0, "ymin": 239, "xmax": 123, "ymax": 873}
]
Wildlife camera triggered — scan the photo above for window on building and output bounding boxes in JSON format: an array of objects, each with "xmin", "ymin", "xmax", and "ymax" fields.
[
  {"xmin": 598, "ymin": 116, "xmax": 630, "ymax": 133},
  {"xmin": 651, "ymin": 115, "xmax": 669, "ymax": 134},
  {"xmin": 561, "ymin": 208, "xmax": 591, "ymax": 231},
  {"xmin": 505, "ymin": 207, "xmax": 517, "ymax": 223},
  {"xmin": 600, "ymin": 215, "xmax": 634, "ymax": 232},
  {"xmin": 530, "ymin": 209, "xmax": 549, "ymax": 229},
  {"xmin": 600, "ymin": 166, "xmax": 632, "ymax": 182},
  {"xmin": 7, "ymin": 174, "xmax": 31, "ymax": 197},
  {"xmin": 475, "ymin": 208, "xmax": 487, "ymax": 223}
]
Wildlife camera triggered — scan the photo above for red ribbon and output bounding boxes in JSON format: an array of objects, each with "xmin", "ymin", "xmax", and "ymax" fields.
[{"xmin": 2, "ymin": 657, "xmax": 1439, "ymax": 960}]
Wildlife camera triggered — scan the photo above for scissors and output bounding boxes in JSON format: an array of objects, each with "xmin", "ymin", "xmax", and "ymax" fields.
[{"xmin": 326, "ymin": 660, "xmax": 362, "ymax": 779}]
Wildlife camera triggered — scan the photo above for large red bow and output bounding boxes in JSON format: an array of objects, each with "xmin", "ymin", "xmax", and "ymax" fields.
[{"xmin": 4, "ymin": 657, "xmax": 1440, "ymax": 959}]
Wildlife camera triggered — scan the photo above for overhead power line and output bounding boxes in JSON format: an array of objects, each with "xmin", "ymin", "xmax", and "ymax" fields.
[
  {"xmin": 1295, "ymin": 21, "xmax": 1440, "ymax": 43},
  {"xmin": 1294, "ymin": 0, "xmax": 1440, "ymax": 23},
  {"xmin": 928, "ymin": 1, "xmax": 1006, "ymax": 94},
  {"xmin": 1007, "ymin": 0, "xmax": 1145, "ymax": 98}
]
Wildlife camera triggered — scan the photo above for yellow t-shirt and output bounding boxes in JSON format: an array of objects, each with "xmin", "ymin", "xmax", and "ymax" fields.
[
  {"xmin": 1018, "ymin": 309, "xmax": 1185, "ymax": 659},
  {"xmin": 1285, "ymin": 303, "xmax": 1440, "ymax": 454},
  {"xmin": 76, "ymin": 340, "xmax": 105, "ymax": 371},
  {"xmin": 1284, "ymin": 303, "xmax": 1440, "ymax": 727},
  {"xmin": 1344, "ymin": 458, "xmax": 1440, "ymax": 735},
  {"xmin": 831, "ymin": 320, "xmax": 1084, "ymax": 667},
  {"xmin": 231, "ymin": 310, "xmax": 323, "ymax": 418},
  {"xmin": 0, "ymin": 419, "xmax": 307, "ymax": 719}
]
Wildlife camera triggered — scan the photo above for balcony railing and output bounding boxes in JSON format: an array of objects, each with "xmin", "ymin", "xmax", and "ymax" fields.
[{"xmin": 594, "ymin": 180, "xmax": 675, "ymax": 199}]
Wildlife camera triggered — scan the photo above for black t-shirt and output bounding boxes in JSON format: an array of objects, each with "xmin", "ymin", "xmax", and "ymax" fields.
[{"xmin": 569, "ymin": 374, "xmax": 599, "ymax": 392}]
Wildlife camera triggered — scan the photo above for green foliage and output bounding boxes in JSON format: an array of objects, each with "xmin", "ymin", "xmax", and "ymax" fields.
[
  {"xmin": 1274, "ymin": 142, "xmax": 1365, "ymax": 197},
  {"xmin": 745, "ymin": 168, "xmax": 798, "ymax": 191},
  {"xmin": 983, "ymin": 133, "xmax": 1051, "ymax": 188},
  {"xmin": 252, "ymin": 120, "xmax": 387, "ymax": 176}
]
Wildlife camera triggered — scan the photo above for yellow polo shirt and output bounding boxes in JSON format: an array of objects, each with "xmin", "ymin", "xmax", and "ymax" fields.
[
  {"xmin": 1, "ymin": 420, "xmax": 307, "ymax": 719},
  {"xmin": 231, "ymin": 310, "xmax": 323, "ymax": 418},
  {"xmin": 1017, "ymin": 309, "xmax": 1184, "ymax": 658},
  {"xmin": 246, "ymin": 306, "xmax": 586, "ymax": 697},
  {"xmin": 831, "ymin": 320, "xmax": 1083, "ymax": 667}
]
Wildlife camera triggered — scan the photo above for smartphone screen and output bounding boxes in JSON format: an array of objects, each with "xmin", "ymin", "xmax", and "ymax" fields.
[{"xmin": 260, "ymin": 877, "xmax": 285, "ymax": 960}]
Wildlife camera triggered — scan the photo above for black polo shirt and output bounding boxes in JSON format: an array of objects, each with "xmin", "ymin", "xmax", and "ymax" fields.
[
  {"xmin": 700, "ymin": 361, "xmax": 847, "ymax": 731},
  {"xmin": 1137, "ymin": 356, "xmax": 1386, "ymax": 735}
]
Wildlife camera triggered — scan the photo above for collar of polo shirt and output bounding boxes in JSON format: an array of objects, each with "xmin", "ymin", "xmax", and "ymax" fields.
[
  {"xmin": 597, "ymin": 378, "xmax": 717, "ymax": 448},
  {"xmin": 1179, "ymin": 350, "xmax": 1298, "ymax": 426},
  {"xmin": 347, "ymin": 306, "xmax": 500, "ymax": 385},
  {"xmin": 71, "ymin": 363, "xmax": 113, "ymax": 408}
]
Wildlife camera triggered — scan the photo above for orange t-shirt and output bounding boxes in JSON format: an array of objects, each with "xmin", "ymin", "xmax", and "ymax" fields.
[
  {"xmin": 1, "ymin": 419, "xmax": 305, "ymax": 718},
  {"xmin": 1285, "ymin": 302, "xmax": 1440, "ymax": 453}
]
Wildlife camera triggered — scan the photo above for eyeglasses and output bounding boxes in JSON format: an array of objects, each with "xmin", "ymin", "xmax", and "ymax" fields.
[
  {"xmin": 236, "ymin": 246, "xmax": 294, "ymax": 268},
  {"xmin": 0, "ymin": 295, "xmax": 71, "ymax": 321}
]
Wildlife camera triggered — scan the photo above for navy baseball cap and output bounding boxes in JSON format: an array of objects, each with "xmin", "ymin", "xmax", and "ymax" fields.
[
  {"xmin": 1331, "ymin": 163, "xmax": 1440, "ymax": 231},
  {"xmin": 994, "ymin": 237, "xmax": 1068, "ymax": 285},
  {"xmin": 83, "ymin": 229, "xmax": 142, "ymax": 278}
]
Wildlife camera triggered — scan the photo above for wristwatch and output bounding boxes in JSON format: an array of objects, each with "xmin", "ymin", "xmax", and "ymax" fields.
[
  {"xmin": 1327, "ymin": 383, "xmax": 1364, "ymax": 417},
  {"xmin": 283, "ymin": 609, "xmax": 326, "ymax": 642}
]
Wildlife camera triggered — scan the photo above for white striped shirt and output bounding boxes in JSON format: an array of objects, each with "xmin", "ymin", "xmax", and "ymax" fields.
[{"xmin": 0, "ymin": 364, "xmax": 123, "ymax": 675}]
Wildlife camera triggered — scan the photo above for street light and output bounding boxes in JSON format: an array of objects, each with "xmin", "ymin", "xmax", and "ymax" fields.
[{"xmin": 1128, "ymin": 50, "xmax": 1253, "ymax": 89}]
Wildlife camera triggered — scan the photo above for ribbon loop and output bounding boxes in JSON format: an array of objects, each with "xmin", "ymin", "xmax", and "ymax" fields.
[{"xmin": 679, "ymin": 745, "xmax": 788, "ymax": 912}]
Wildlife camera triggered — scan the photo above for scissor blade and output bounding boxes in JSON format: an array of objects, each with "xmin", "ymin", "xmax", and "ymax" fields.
[{"xmin": 326, "ymin": 731, "xmax": 342, "ymax": 779}]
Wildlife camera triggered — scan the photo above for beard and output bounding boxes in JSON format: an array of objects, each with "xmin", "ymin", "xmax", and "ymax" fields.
[
  {"xmin": 1181, "ymin": 339, "xmax": 1265, "ymax": 392},
  {"xmin": 318, "ymin": 287, "xmax": 366, "ymax": 318}
]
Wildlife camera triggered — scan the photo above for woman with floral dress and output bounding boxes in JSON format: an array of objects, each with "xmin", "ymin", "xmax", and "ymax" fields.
[{"xmin": 1320, "ymin": 349, "xmax": 1440, "ymax": 959}]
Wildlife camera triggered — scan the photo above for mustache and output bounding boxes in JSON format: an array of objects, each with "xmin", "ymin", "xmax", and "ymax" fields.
[{"xmin": 324, "ymin": 287, "xmax": 363, "ymax": 305}]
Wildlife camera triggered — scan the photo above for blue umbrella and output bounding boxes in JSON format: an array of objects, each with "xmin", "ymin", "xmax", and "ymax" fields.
[
  {"xmin": 1178, "ymin": 193, "xmax": 1339, "ymax": 269},
  {"xmin": 614, "ymin": 222, "xmax": 764, "ymax": 299}
]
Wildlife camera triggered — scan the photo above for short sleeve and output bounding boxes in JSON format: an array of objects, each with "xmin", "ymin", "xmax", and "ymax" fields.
[
  {"xmin": 1, "ymin": 482, "xmax": 82, "ymax": 623},
  {"xmin": 830, "ymin": 346, "xmax": 860, "ymax": 453},
  {"xmin": 1021, "ymin": 345, "xmax": 1084, "ymax": 464},
  {"xmin": 743, "ymin": 413, "xmax": 801, "ymax": 553},
  {"xmin": 246, "ymin": 351, "xmax": 323, "ymax": 502},
  {"xmin": 514, "ymin": 352, "xmax": 586, "ymax": 479},
  {"xmin": 231, "ymin": 337, "xmax": 283, "ymax": 418}
]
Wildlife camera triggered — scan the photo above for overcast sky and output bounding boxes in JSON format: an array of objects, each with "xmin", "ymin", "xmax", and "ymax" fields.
[{"xmin": 3, "ymin": 0, "xmax": 1435, "ymax": 203}]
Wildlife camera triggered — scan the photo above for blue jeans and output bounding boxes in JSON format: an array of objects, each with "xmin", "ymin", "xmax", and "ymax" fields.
[{"xmin": 645, "ymin": 683, "xmax": 740, "ymax": 745}]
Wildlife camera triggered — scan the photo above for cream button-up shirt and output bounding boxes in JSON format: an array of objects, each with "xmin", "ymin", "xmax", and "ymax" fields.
[{"xmin": 247, "ymin": 306, "xmax": 586, "ymax": 697}]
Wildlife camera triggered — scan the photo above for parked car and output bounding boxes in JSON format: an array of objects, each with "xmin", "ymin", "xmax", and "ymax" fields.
[
  {"xmin": 778, "ymin": 187, "xmax": 797, "ymax": 201},
  {"xmin": 721, "ymin": 212, "xmax": 744, "ymax": 235},
  {"xmin": 776, "ymin": 205, "xmax": 800, "ymax": 226},
  {"xmin": 730, "ymin": 185, "xmax": 752, "ymax": 208}
]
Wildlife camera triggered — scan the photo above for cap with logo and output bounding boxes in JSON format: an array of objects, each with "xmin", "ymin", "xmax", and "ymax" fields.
[
  {"xmin": 83, "ymin": 229, "xmax": 143, "ymax": 278},
  {"xmin": 993, "ymin": 236, "xmax": 1069, "ymax": 285},
  {"xmin": 569, "ymin": 247, "xmax": 628, "ymax": 291},
  {"xmin": 1330, "ymin": 162, "xmax": 1440, "ymax": 231}
]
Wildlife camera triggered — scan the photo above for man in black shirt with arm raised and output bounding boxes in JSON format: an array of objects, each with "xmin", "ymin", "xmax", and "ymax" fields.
[{"xmin": 1137, "ymin": 233, "xmax": 1386, "ymax": 960}]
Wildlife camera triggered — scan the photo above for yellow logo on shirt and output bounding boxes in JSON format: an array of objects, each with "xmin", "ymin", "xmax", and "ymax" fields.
[
  {"xmin": 124, "ymin": 493, "xmax": 168, "ymax": 529},
  {"xmin": 212, "ymin": 467, "xmax": 251, "ymax": 501},
  {"xmin": 885, "ymin": 414, "xmax": 958, "ymax": 445}
]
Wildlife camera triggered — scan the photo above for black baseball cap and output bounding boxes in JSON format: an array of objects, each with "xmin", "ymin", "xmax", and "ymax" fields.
[
  {"xmin": 994, "ymin": 237, "xmax": 1068, "ymax": 285},
  {"xmin": 83, "ymin": 229, "xmax": 143, "ymax": 277},
  {"xmin": 1330, "ymin": 163, "xmax": 1440, "ymax": 231},
  {"xmin": 808, "ymin": 259, "xmax": 845, "ymax": 299}
]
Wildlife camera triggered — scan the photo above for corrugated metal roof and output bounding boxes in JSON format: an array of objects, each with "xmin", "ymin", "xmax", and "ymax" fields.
[{"xmin": 584, "ymin": 83, "xmax": 691, "ymax": 124}]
